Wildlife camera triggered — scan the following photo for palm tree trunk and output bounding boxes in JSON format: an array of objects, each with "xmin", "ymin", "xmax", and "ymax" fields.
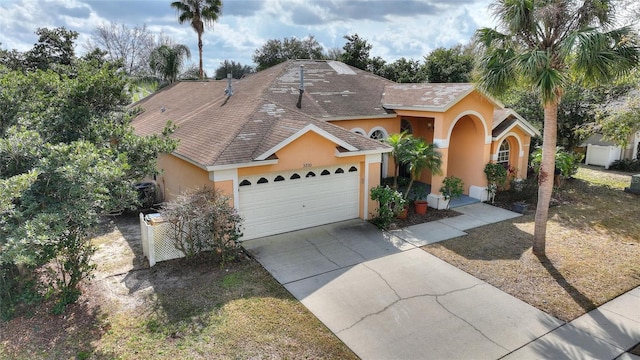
[
  {"xmin": 198, "ymin": 32, "xmax": 203, "ymax": 80},
  {"xmin": 533, "ymin": 101, "xmax": 558, "ymax": 255}
]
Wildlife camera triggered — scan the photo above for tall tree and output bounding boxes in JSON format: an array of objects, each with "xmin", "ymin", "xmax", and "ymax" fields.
[
  {"xmin": 341, "ymin": 34, "xmax": 373, "ymax": 70},
  {"xmin": 380, "ymin": 57, "xmax": 425, "ymax": 83},
  {"xmin": 423, "ymin": 45, "xmax": 474, "ymax": 83},
  {"xmin": 171, "ymin": 0, "xmax": 222, "ymax": 80},
  {"xmin": 149, "ymin": 43, "xmax": 192, "ymax": 84},
  {"xmin": 476, "ymin": 0, "xmax": 639, "ymax": 255},
  {"xmin": 85, "ymin": 23, "xmax": 156, "ymax": 76},
  {"xmin": 252, "ymin": 36, "xmax": 324, "ymax": 71}
]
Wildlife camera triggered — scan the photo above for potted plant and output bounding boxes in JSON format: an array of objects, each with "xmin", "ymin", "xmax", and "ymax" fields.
[
  {"xmin": 512, "ymin": 201, "xmax": 528, "ymax": 214},
  {"xmin": 439, "ymin": 176, "xmax": 464, "ymax": 209},
  {"xmin": 412, "ymin": 185, "xmax": 429, "ymax": 215}
]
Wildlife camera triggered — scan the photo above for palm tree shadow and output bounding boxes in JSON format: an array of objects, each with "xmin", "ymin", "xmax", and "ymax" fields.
[{"xmin": 535, "ymin": 253, "xmax": 597, "ymax": 313}]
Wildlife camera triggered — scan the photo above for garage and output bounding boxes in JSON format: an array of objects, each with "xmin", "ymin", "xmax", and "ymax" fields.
[{"xmin": 238, "ymin": 164, "xmax": 360, "ymax": 240}]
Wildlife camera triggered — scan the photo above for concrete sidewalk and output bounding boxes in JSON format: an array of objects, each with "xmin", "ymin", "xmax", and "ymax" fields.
[{"xmin": 242, "ymin": 203, "xmax": 640, "ymax": 359}]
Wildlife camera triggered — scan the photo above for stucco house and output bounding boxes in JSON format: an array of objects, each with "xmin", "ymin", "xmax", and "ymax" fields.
[{"xmin": 132, "ymin": 60, "xmax": 538, "ymax": 240}]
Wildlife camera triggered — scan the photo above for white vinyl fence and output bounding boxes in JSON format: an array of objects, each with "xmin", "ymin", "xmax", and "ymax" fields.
[
  {"xmin": 585, "ymin": 144, "xmax": 621, "ymax": 169},
  {"xmin": 139, "ymin": 213, "xmax": 184, "ymax": 267}
]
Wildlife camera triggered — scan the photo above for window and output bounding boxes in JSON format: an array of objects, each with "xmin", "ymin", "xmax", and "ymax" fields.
[
  {"xmin": 370, "ymin": 129, "xmax": 386, "ymax": 140},
  {"xmin": 401, "ymin": 119, "xmax": 413, "ymax": 134},
  {"xmin": 321, "ymin": 170, "xmax": 330, "ymax": 176},
  {"xmin": 348, "ymin": 166, "xmax": 358, "ymax": 172},
  {"xmin": 274, "ymin": 175, "xmax": 285, "ymax": 182},
  {"xmin": 257, "ymin": 177, "xmax": 268, "ymax": 184},
  {"xmin": 305, "ymin": 171, "xmax": 316, "ymax": 178},
  {"xmin": 335, "ymin": 168, "xmax": 344, "ymax": 174},
  {"xmin": 239, "ymin": 179, "xmax": 251, "ymax": 186},
  {"xmin": 497, "ymin": 141, "xmax": 510, "ymax": 166},
  {"xmin": 290, "ymin": 173, "xmax": 301, "ymax": 180}
]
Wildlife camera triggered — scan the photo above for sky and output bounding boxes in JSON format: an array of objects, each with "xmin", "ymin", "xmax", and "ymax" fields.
[{"xmin": 0, "ymin": 0, "xmax": 496, "ymax": 75}]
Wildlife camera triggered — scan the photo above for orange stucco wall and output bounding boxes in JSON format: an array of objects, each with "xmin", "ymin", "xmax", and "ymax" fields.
[
  {"xmin": 157, "ymin": 154, "xmax": 214, "ymax": 201},
  {"xmin": 238, "ymin": 131, "xmax": 367, "ymax": 177},
  {"xmin": 329, "ymin": 117, "xmax": 400, "ymax": 138},
  {"xmin": 444, "ymin": 115, "xmax": 489, "ymax": 194}
]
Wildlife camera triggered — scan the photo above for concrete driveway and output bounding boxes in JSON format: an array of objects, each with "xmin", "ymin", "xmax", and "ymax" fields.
[{"xmin": 242, "ymin": 205, "xmax": 566, "ymax": 359}]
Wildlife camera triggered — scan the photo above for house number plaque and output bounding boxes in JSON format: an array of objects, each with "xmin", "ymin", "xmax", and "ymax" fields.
[{"xmin": 303, "ymin": 163, "xmax": 312, "ymax": 168}]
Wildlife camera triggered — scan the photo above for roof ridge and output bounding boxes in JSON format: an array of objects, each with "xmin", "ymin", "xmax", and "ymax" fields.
[{"xmin": 211, "ymin": 66, "xmax": 289, "ymax": 165}]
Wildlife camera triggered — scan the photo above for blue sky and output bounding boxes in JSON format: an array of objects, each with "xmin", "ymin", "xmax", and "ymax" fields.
[{"xmin": 0, "ymin": 0, "xmax": 496, "ymax": 74}]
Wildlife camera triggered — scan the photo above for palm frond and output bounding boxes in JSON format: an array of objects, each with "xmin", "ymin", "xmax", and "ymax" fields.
[{"xmin": 572, "ymin": 25, "xmax": 640, "ymax": 83}]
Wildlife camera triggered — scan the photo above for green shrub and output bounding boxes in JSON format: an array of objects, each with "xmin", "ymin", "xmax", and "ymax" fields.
[
  {"xmin": 530, "ymin": 147, "xmax": 584, "ymax": 178},
  {"xmin": 370, "ymin": 185, "xmax": 405, "ymax": 229},
  {"xmin": 610, "ymin": 159, "xmax": 640, "ymax": 172}
]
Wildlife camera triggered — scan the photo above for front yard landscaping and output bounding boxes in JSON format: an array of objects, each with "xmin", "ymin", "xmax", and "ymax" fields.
[
  {"xmin": 2, "ymin": 165, "xmax": 638, "ymax": 358},
  {"xmin": 0, "ymin": 216, "xmax": 357, "ymax": 360},
  {"xmin": 424, "ymin": 165, "xmax": 640, "ymax": 322}
]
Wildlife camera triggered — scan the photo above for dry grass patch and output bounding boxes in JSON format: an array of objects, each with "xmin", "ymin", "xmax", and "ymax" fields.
[
  {"xmin": 424, "ymin": 166, "xmax": 640, "ymax": 322},
  {"xmin": 0, "ymin": 215, "xmax": 356, "ymax": 360}
]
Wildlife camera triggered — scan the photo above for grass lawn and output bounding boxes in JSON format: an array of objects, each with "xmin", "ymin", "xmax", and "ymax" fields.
[
  {"xmin": 0, "ymin": 216, "xmax": 356, "ymax": 360},
  {"xmin": 424, "ymin": 165, "xmax": 640, "ymax": 322}
]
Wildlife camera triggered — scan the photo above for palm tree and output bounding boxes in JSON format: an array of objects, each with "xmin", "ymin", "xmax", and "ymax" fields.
[
  {"xmin": 403, "ymin": 137, "xmax": 443, "ymax": 199},
  {"xmin": 149, "ymin": 44, "xmax": 191, "ymax": 84},
  {"xmin": 384, "ymin": 132, "xmax": 412, "ymax": 189},
  {"xmin": 476, "ymin": 0, "xmax": 639, "ymax": 256},
  {"xmin": 171, "ymin": 0, "xmax": 222, "ymax": 80}
]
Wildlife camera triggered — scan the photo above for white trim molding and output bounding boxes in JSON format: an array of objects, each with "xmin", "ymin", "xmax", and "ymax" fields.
[
  {"xmin": 368, "ymin": 126, "xmax": 389, "ymax": 139},
  {"xmin": 446, "ymin": 110, "xmax": 489, "ymax": 143},
  {"xmin": 209, "ymin": 169, "xmax": 239, "ymax": 209},
  {"xmin": 255, "ymin": 124, "xmax": 357, "ymax": 161}
]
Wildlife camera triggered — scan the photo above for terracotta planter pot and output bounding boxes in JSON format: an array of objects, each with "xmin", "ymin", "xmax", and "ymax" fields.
[
  {"xmin": 414, "ymin": 200, "xmax": 428, "ymax": 215},
  {"xmin": 397, "ymin": 206, "xmax": 409, "ymax": 220}
]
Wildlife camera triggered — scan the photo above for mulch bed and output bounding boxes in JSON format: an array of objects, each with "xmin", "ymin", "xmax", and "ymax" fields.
[{"xmin": 388, "ymin": 204, "xmax": 461, "ymax": 229}]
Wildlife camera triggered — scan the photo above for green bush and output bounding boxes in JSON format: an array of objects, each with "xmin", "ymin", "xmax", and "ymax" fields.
[
  {"xmin": 370, "ymin": 185, "xmax": 405, "ymax": 229},
  {"xmin": 610, "ymin": 159, "xmax": 640, "ymax": 172},
  {"xmin": 530, "ymin": 147, "xmax": 584, "ymax": 178}
]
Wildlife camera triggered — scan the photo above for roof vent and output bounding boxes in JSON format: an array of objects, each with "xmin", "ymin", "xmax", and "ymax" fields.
[
  {"xmin": 224, "ymin": 73, "xmax": 233, "ymax": 97},
  {"xmin": 296, "ymin": 65, "xmax": 304, "ymax": 109}
]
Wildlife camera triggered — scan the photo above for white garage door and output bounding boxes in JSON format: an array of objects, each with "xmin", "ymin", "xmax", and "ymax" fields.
[{"xmin": 238, "ymin": 164, "xmax": 360, "ymax": 240}]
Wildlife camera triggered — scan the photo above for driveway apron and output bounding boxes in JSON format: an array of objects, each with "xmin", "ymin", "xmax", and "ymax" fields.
[{"xmin": 243, "ymin": 216, "xmax": 563, "ymax": 359}]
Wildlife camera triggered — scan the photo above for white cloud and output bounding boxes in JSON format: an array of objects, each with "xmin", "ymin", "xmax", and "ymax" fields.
[{"xmin": 1, "ymin": 0, "xmax": 494, "ymax": 74}]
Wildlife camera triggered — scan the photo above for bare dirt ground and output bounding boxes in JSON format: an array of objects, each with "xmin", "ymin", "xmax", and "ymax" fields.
[{"xmin": 1, "ymin": 214, "xmax": 356, "ymax": 359}]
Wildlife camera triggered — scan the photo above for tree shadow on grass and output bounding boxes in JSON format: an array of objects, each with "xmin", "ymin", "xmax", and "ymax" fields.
[
  {"xmin": 427, "ymin": 217, "xmax": 534, "ymax": 260},
  {"xmin": 535, "ymin": 254, "xmax": 597, "ymax": 313}
]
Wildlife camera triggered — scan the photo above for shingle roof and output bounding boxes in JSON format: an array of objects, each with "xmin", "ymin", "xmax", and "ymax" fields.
[
  {"xmin": 382, "ymin": 83, "xmax": 476, "ymax": 111},
  {"xmin": 131, "ymin": 60, "xmax": 392, "ymax": 168}
]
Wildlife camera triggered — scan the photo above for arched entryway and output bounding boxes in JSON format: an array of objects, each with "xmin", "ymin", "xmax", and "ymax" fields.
[{"xmin": 447, "ymin": 115, "xmax": 486, "ymax": 194}]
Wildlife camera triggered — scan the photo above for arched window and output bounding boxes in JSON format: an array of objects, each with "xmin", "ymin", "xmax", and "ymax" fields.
[
  {"xmin": 348, "ymin": 166, "xmax": 358, "ymax": 172},
  {"xmin": 335, "ymin": 168, "xmax": 344, "ymax": 174},
  {"xmin": 351, "ymin": 128, "xmax": 366, "ymax": 136},
  {"xmin": 497, "ymin": 140, "xmax": 510, "ymax": 166},
  {"xmin": 370, "ymin": 129, "xmax": 386, "ymax": 140},
  {"xmin": 257, "ymin": 177, "xmax": 268, "ymax": 184},
  {"xmin": 239, "ymin": 179, "xmax": 251, "ymax": 186},
  {"xmin": 321, "ymin": 170, "xmax": 330, "ymax": 176},
  {"xmin": 290, "ymin": 173, "xmax": 301, "ymax": 180},
  {"xmin": 274, "ymin": 175, "xmax": 285, "ymax": 182},
  {"xmin": 305, "ymin": 171, "xmax": 316, "ymax": 178}
]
